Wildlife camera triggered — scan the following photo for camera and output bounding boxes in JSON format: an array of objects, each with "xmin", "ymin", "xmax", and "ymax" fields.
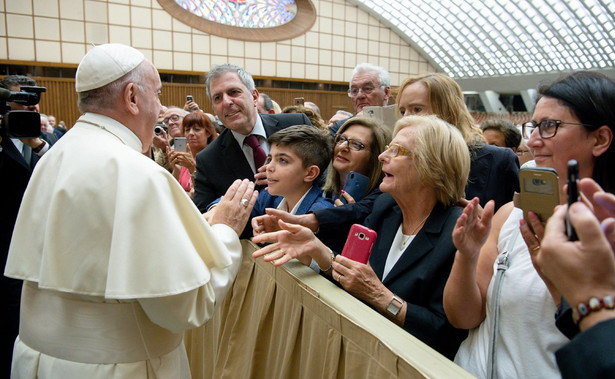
[
  {"xmin": 154, "ymin": 124, "xmax": 167, "ymax": 135},
  {"xmin": 0, "ymin": 86, "xmax": 47, "ymax": 138}
]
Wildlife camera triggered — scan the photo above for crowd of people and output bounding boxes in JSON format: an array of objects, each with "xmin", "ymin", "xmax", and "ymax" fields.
[{"xmin": 1, "ymin": 42, "xmax": 614, "ymax": 378}]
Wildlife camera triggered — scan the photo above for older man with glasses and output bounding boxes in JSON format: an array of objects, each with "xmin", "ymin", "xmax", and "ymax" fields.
[
  {"xmin": 330, "ymin": 63, "xmax": 391, "ymax": 136},
  {"xmin": 161, "ymin": 106, "xmax": 188, "ymax": 138}
]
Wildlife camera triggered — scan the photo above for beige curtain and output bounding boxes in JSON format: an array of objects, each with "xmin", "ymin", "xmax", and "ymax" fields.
[{"xmin": 184, "ymin": 241, "xmax": 474, "ymax": 378}]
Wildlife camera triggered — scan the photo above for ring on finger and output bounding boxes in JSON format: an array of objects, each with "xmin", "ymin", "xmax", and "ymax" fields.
[
  {"xmin": 532, "ymin": 245, "xmax": 541, "ymax": 252},
  {"xmin": 241, "ymin": 198, "xmax": 249, "ymax": 208}
]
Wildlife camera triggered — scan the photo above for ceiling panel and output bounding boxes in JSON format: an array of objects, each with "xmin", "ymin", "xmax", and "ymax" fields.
[{"xmin": 349, "ymin": 0, "xmax": 615, "ymax": 79}]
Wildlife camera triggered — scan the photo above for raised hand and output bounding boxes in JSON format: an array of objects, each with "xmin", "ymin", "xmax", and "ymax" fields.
[{"xmin": 452, "ymin": 198, "xmax": 495, "ymax": 260}]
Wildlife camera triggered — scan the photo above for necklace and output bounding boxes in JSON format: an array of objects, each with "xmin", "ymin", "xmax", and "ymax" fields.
[{"xmin": 401, "ymin": 215, "xmax": 429, "ymax": 246}]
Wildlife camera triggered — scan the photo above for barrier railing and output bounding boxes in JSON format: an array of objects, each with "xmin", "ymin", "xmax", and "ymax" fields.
[{"xmin": 184, "ymin": 241, "xmax": 474, "ymax": 378}]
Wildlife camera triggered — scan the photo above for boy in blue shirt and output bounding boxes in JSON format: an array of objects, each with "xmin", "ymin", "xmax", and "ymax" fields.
[{"xmin": 251, "ymin": 125, "xmax": 333, "ymax": 218}]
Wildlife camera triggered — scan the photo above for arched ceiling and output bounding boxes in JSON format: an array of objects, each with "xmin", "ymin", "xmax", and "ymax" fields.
[{"xmin": 349, "ymin": 0, "xmax": 615, "ymax": 91}]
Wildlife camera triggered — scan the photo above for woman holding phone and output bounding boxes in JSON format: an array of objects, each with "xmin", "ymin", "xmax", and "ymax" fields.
[
  {"xmin": 253, "ymin": 115, "xmax": 470, "ymax": 359},
  {"xmin": 444, "ymin": 71, "xmax": 615, "ymax": 378},
  {"xmin": 167, "ymin": 112, "xmax": 218, "ymax": 195}
]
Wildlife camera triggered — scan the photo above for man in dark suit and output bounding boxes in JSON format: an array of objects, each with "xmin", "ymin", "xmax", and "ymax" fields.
[
  {"xmin": 0, "ymin": 75, "xmax": 54, "ymax": 376},
  {"xmin": 193, "ymin": 64, "xmax": 311, "ymax": 213}
]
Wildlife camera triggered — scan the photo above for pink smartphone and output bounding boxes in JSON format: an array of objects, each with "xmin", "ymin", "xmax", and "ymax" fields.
[{"xmin": 341, "ymin": 224, "xmax": 377, "ymax": 264}]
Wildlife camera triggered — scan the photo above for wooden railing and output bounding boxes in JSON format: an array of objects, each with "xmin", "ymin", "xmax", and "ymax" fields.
[{"xmin": 184, "ymin": 241, "xmax": 474, "ymax": 379}]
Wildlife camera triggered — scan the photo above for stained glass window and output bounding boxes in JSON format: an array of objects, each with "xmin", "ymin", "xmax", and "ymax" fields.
[{"xmin": 174, "ymin": 0, "xmax": 298, "ymax": 28}]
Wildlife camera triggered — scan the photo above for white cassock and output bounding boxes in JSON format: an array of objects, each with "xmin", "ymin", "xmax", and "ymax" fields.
[{"xmin": 5, "ymin": 113, "xmax": 242, "ymax": 378}]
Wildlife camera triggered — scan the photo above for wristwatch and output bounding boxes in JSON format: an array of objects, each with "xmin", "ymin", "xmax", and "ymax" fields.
[{"xmin": 386, "ymin": 294, "xmax": 404, "ymax": 317}]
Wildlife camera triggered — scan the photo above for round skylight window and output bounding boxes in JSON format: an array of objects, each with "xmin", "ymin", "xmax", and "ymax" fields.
[{"xmin": 158, "ymin": 0, "xmax": 316, "ymax": 41}]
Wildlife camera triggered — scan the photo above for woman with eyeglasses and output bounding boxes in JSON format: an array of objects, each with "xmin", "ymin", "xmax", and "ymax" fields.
[
  {"xmin": 252, "ymin": 117, "xmax": 391, "ymax": 251},
  {"xmin": 252, "ymin": 115, "xmax": 471, "ymax": 359},
  {"xmin": 444, "ymin": 71, "xmax": 615, "ymax": 378}
]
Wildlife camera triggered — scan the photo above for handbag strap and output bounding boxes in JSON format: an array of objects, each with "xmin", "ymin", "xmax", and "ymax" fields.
[{"xmin": 487, "ymin": 227, "xmax": 519, "ymax": 379}]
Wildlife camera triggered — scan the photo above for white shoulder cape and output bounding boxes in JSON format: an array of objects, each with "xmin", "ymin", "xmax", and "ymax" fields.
[{"xmin": 5, "ymin": 113, "xmax": 233, "ymax": 299}]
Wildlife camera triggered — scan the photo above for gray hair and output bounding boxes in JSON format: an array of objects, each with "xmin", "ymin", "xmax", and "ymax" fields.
[
  {"xmin": 0, "ymin": 75, "xmax": 36, "ymax": 89},
  {"xmin": 77, "ymin": 61, "xmax": 148, "ymax": 114},
  {"xmin": 304, "ymin": 101, "xmax": 321, "ymax": 116},
  {"xmin": 206, "ymin": 64, "xmax": 255, "ymax": 101},
  {"xmin": 336, "ymin": 110, "xmax": 353, "ymax": 118},
  {"xmin": 351, "ymin": 63, "xmax": 390, "ymax": 87},
  {"xmin": 260, "ymin": 93, "xmax": 274, "ymax": 111}
]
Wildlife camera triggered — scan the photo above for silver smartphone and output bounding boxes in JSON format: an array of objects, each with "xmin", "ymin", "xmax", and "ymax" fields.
[{"xmin": 174, "ymin": 137, "xmax": 187, "ymax": 152}]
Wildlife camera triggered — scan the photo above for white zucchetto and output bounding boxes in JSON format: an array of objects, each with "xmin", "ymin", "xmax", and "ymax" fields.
[{"xmin": 75, "ymin": 43, "xmax": 145, "ymax": 93}]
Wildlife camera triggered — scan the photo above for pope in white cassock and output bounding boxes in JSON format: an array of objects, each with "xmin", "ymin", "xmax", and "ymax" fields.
[{"xmin": 4, "ymin": 43, "xmax": 258, "ymax": 378}]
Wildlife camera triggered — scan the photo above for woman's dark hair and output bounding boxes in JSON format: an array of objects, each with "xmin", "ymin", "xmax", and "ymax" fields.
[
  {"xmin": 181, "ymin": 112, "xmax": 218, "ymax": 145},
  {"xmin": 538, "ymin": 71, "xmax": 615, "ymax": 192}
]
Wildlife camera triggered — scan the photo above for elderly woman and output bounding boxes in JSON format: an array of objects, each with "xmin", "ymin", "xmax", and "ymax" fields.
[
  {"xmin": 253, "ymin": 115, "xmax": 470, "ymax": 359},
  {"xmin": 252, "ymin": 117, "xmax": 391, "ymax": 251},
  {"xmin": 396, "ymin": 73, "xmax": 519, "ymax": 211},
  {"xmin": 444, "ymin": 71, "xmax": 614, "ymax": 378},
  {"xmin": 167, "ymin": 112, "xmax": 218, "ymax": 194}
]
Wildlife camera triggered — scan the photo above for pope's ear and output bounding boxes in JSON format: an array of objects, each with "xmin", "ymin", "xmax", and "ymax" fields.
[{"xmin": 123, "ymin": 83, "xmax": 139, "ymax": 115}]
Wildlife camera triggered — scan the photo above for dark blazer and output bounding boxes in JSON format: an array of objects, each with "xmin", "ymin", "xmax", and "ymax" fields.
[
  {"xmin": 556, "ymin": 318, "xmax": 615, "ymax": 378},
  {"xmin": 41, "ymin": 130, "xmax": 58, "ymax": 145},
  {"xmin": 363, "ymin": 193, "xmax": 468, "ymax": 360},
  {"xmin": 193, "ymin": 113, "xmax": 311, "ymax": 212},
  {"xmin": 314, "ymin": 187, "xmax": 382, "ymax": 252},
  {"xmin": 467, "ymin": 143, "xmax": 519, "ymax": 211},
  {"xmin": 251, "ymin": 185, "xmax": 333, "ymax": 217},
  {"xmin": 0, "ymin": 133, "xmax": 39, "ymax": 375}
]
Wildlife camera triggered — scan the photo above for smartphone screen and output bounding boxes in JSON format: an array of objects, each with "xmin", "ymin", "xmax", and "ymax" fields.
[
  {"xmin": 186, "ymin": 95, "xmax": 193, "ymax": 102},
  {"xmin": 294, "ymin": 97, "xmax": 304, "ymax": 106},
  {"xmin": 174, "ymin": 137, "xmax": 187, "ymax": 152}
]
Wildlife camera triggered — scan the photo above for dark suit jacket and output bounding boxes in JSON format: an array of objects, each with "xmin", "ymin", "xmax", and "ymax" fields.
[
  {"xmin": 556, "ymin": 318, "xmax": 615, "ymax": 378},
  {"xmin": 0, "ymin": 132, "xmax": 39, "ymax": 375},
  {"xmin": 41, "ymin": 130, "xmax": 58, "ymax": 145},
  {"xmin": 467, "ymin": 143, "xmax": 519, "ymax": 211},
  {"xmin": 363, "ymin": 194, "xmax": 468, "ymax": 360},
  {"xmin": 193, "ymin": 113, "xmax": 311, "ymax": 212}
]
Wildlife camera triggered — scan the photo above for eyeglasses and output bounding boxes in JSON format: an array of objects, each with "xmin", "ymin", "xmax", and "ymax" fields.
[
  {"xmin": 335, "ymin": 134, "xmax": 367, "ymax": 151},
  {"xmin": 521, "ymin": 119, "xmax": 593, "ymax": 139},
  {"xmin": 347, "ymin": 84, "xmax": 386, "ymax": 98},
  {"xmin": 162, "ymin": 114, "xmax": 183, "ymax": 125},
  {"xmin": 383, "ymin": 143, "xmax": 413, "ymax": 158}
]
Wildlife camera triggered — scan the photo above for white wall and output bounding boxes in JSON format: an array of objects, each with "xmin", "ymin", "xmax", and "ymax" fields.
[{"xmin": 0, "ymin": 0, "xmax": 435, "ymax": 85}]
